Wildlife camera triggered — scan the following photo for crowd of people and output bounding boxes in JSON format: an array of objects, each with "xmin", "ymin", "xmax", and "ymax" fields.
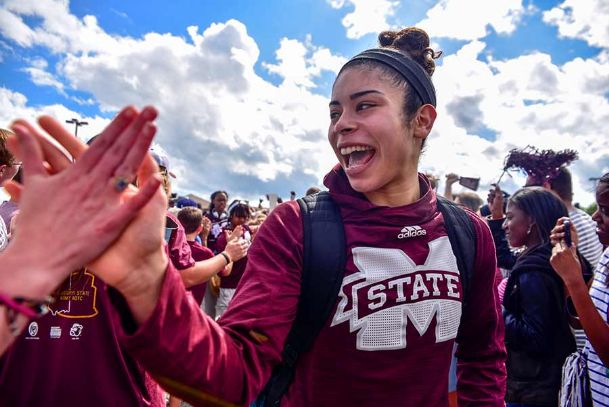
[{"xmin": 0, "ymin": 25, "xmax": 608, "ymax": 407}]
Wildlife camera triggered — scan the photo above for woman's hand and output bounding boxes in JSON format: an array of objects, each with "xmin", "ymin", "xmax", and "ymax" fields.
[
  {"xmin": 550, "ymin": 216, "xmax": 579, "ymax": 247},
  {"xmin": 1, "ymin": 107, "xmax": 161, "ymax": 300},
  {"xmin": 28, "ymin": 108, "xmax": 169, "ymax": 322},
  {"xmin": 550, "ymin": 242, "xmax": 583, "ymax": 288},
  {"xmin": 487, "ymin": 184, "xmax": 504, "ymax": 220}
]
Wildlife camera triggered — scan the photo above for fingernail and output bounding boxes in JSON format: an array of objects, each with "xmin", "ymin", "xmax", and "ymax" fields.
[{"xmin": 123, "ymin": 108, "xmax": 136, "ymax": 119}]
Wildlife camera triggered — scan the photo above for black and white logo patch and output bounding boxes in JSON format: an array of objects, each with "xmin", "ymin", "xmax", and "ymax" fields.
[{"xmin": 397, "ymin": 225, "xmax": 427, "ymax": 239}]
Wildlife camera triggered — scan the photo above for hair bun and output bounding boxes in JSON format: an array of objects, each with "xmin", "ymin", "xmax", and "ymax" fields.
[
  {"xmin": 378, "ymin": 31, "xmax": 398, "ymax": 47},
  {"xmin": 377, "ymin": 27, "xmax": 442, "ymax": 76}
]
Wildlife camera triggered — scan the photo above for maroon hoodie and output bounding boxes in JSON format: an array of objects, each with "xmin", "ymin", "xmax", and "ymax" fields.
[{"xmin": 117, "ymin": 167, "xmax": 506, "ymax": 406}]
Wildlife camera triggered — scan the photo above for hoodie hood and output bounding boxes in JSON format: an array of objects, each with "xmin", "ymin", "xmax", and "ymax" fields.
[
  {"xmin": 512, "ymin": 243, "xmax": 554, "ymax": 274},
  {"xmin": 323, "ymin": 164, "xmax": 437, "ymax": 227}
]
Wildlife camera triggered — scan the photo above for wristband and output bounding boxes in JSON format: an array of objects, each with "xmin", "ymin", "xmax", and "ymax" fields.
[
  {"xmin": 220, "ymin": 252, "xmax": 231, "ymax": 265},
  {"xmin": 0, "ymin": 292, "xmax": 52, "ymax": 336}
]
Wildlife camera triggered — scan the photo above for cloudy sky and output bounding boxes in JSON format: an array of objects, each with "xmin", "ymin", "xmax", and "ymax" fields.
[{"xmin": 1, "ymin": 0, "xmax": 608, "ymax": 206}]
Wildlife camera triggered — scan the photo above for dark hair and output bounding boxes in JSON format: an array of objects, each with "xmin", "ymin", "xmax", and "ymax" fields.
[
  {"xmin": 0, "ymin": 128, "xmax": 15, "ymax": 166},
  {"xmin": 228, "ymin": 200, "xmax": 250, "ymax": 220},
  {"xmin": 509, "ymin": 187, "xmax": 568, "ymax": 245},
  {"xmin": 177, "ymin": 207, "xmax": 203, "ymax": 235},
  {"xmin": 549, "ymin": 167, "xmax": 572, "ymax": 202},
  {"xmin": 599, "ymin": 172, "xmax": 609, "ymax": 185},
  {"xmin": 338, "ymin": 27, "xmax": 441, "ymax": 132},
  {"xmin": 209, "ymin": 190, "xmax": 228, "ymax": 212}
]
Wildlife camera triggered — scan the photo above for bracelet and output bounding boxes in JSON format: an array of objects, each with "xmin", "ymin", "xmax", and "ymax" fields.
[
  {"xmin": 220, "ymin": 252, "xmax": 231, "ymax": 265},
  {"xmin": 0, "ymin": 292, "xmax": 53, "ymax": 336},
  {"xmin": 0, "ymin": 292, "xmax": 53, "ymax": 319}
]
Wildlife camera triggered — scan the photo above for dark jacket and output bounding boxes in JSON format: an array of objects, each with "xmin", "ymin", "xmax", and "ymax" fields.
[{"xmin": 503, "ymin": 243, "xmax": 575, "ymax": 405}]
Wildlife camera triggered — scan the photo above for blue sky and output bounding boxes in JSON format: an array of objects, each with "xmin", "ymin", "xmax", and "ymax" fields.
[{"xmin": 1, "ymin": 0, "xmax": 608, "ymax": 205}]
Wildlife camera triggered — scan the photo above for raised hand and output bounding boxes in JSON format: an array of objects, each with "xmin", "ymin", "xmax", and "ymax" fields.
[
  {"xmin": 32, "ymin": 108, "xmax": 169, "ymax": 322},
  {"xmin": 550, "ymin": 241, "xmax": 582, "ymax": 288},
  {"xmin": 2, "ymin": 107, "xmax": 161, "ymax": 300},
  {"xmin": 200, "ymin": 216, "xmax": 212, "ymax": 239},
  {"xmin": 487, "ymin": 184, "xmax": 505, "ymax": 219},
  {"xmin": 550, "ymin": 217, "xmax": 579, "ymax": 247},
  {"xmin": 224, "ymin": 237, "xmax": 249, "ymax": 263},
  {"xmin": 227, "ymin": 225, "xmax": 243, "ymax": 242},
  {"xmin": 445, "ymin": 173, "xmax": 459, "ymax": 186}
]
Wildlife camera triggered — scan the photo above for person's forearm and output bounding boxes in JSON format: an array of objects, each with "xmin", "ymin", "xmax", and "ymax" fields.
[
  {"xmin": 118, "ymin": 266, "xmax": 282, "ymax": 406},
  {"xmin": 180, "ymin": 254, "xmax": 229, "ymax": 288},
  {"xmin": 566, "ymin": 279, "xmax": 609, "ymax": 366}
]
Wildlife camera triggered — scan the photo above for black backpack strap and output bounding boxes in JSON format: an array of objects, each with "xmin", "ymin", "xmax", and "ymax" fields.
[
  {"xmin": 435, "ymin": 196, "xmax": 477, "ymax": 311},
  {"xmin": 254, "ymin": 191, "xmax": 346, "ymax": 407}
]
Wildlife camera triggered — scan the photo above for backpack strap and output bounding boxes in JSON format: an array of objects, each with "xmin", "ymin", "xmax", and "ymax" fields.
[
  {"xmin": 254, "ymin": 191, "xmax": 346, "ymax": 407},
  {"xmin": 435, "ymin": 196, "xmax": 477, "ymax": 311}
]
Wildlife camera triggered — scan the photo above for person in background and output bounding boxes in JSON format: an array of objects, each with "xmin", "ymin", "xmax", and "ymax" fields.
[
  {"xmin": 215, "ymin": 200, "xmax": 252, "ymax": 319},
  {"xmin": 176, "ymin": 206, "xmax": 234, "ymax": 307},
  {"xmin": 548, "ymin": 167, "xmax": 603, "ymax": 267},
  {"xmin": 204, "ymin": 190, "xmax": 229, "ymax": 253},
  {"xmin": 0, "ymin": 129, "xmax": 20, "ymax": 235},
  {"xmin": 550, "ymin": 173, "xmax": 609, "ymax": 406},
  {"xmin": 149, "ymin": 149, "xmax": 248, "ymax": 293},
  {"xmin": 502, "ymin": 187, "xmax": 589, "ymax": 406},
  {"xmin": 455, "ymin": 191, "xmax": 484, "ymax": 214},
  {"xmin": 305, "ymin": 186, "xmax": 320, "ymax": 196}
]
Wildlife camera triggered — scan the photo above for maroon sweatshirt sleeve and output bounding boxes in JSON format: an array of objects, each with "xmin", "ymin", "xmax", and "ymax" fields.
[
  {"xmin": 118, "ymin": 202, "xmax": 304, "ymax": 406},
  {"xmin": 455, "ymin": 213, "xmax": 507, "ymax": 406}
]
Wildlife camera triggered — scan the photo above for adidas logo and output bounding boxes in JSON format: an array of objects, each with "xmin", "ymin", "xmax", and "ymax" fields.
[{"xmin": 397, "ymin": 225, "xmax": 427, "ymax": 239}]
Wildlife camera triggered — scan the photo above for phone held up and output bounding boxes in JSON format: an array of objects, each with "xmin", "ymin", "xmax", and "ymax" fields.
[{"xmin": 563, "ymin": 219, "xmax": 572, "ymax": 247}]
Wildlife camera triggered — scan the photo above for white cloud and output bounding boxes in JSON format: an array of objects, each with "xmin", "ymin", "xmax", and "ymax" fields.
[
  {"xmin": 22, "ymin": 58, "xmax": 66, "ymax": 95},
  {"xmin": 422, "ymin": 39, "xmax": 609, "ymax": 205},
  {"xmin": 0, "ymin": 0, "xmax": 121, "ymax": 54},
  {"xmin": 327, "ymin": 0, "xmax": 399, "ymax": 39},
  {"xmin": 0, "ymin": 2, "xmax": 344, "ymax": 201},
  {"xmin": 417, "ymin": 0, "xmax": 528, "ymax": 40},
  {"xmin": 2, "ymin": 0, "xmax": 607, "ymax": 208},
  {"xmin": 543, "ymin": 0, "xmax": 609, "ymax": 49},
  {"xmin": 263, "ymin": 36, "xmax": 347, "ymax": 88}
]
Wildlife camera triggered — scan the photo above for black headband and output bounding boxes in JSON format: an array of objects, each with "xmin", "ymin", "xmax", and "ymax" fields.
[{"xmin": 344, "ymin": 48, "xmax": 436, "ymax": 107}]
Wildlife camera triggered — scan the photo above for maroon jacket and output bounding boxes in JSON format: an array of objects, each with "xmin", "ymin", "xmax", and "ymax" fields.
[{"xmin": 116, "ymin": 168, "xmax": 506, "ymax": 406}]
